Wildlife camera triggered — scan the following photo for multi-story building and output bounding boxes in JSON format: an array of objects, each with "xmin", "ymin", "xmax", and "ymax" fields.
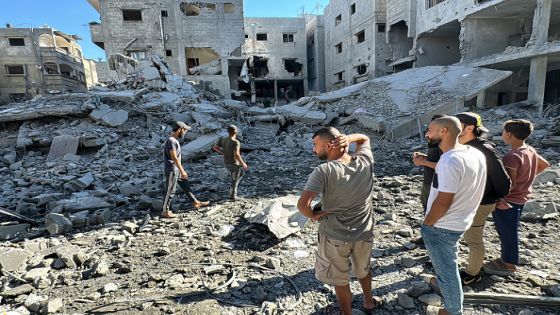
[
  {"xmin": 241, "ymin": 17, "xmax": 308, "ymax": 104},
  {"xmin": 387, "ymin": 0, "xmax": 560, "ymax": 110},
  {"xmin": 323, "ymin": 0, "xmax": 391, "ymax": 91},
  {"xmin": 87, "ymin": 0, "xmax": 245, "ymax": 98},
  {"xmin": 306, "ymin": 14, "xmax": 327, "ymax": 93},
  {"xmin": 0, "ymin": 26, "xmax": 88, "ymax": 102}
]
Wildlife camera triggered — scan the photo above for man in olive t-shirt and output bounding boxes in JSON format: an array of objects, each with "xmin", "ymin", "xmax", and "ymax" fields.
[
  {"xmin": 212, "ymin": 125, "xmax": 248, "ymax": 200},
  {"xmin": 297, "ymin": 127, "xmax": 377, "ymax": 315}
]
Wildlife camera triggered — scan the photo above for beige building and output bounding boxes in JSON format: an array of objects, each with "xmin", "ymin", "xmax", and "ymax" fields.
[{"xmin": 0, "ymin": 26, "xmax": 88, "ymax": 102}]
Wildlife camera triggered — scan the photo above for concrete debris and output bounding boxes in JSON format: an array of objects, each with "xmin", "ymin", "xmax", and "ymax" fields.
[
  {"xmin": 46, "ymin": 135, "xmax": 80, "ymax": 162},
  {"xmin": 521, "ymin": 202, "xmax": 559, "ymax": 221},
  {"xmin": 0, "ymin": 223, "xmax": 30, "ymax": 241},
  {"xmin": 89, "ymin": 104, "xmax": 129, "ymax": 127},
  {"xmin": 245, "ymin": 196, "xmax": 308, "ymax": 239},
  {"xmin": 45, "ymin": 213, "xmax": 73, "ymax": 235},
  {"xmin": 276, "ymin": 104, "xmax": 327, "ymax": 124},
  {"xmin": 0, "ymin": 249, "xmax": 32, "ymax": 272}
]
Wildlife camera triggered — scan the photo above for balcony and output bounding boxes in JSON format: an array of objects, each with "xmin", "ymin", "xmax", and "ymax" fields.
[
  {"xmin": 40, "ymin": 47, "xmax": 83, "ymax": 65},
  {"xmin": 89, "ymin": 22, "xmax": 105, "ymax": 48}
]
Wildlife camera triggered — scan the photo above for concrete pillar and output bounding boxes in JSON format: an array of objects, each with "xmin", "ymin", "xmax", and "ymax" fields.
[
  {"xmin": 527, "ymin": 0, "xmax": 552, "ymax": 115},
  {"xmin": 476, "ymin": 90, "xmax": 486, "ymax": 109},
  {"xmin": 273, "ymin": 80, "xmax": 278, "ymax": 104},
  {"xmin": 250, "ymin": 80, "xmax": 256, "ymax": 104},
  {"xmin": 221, "ymin": 58, "xmax": 228, "ymax": 75}
]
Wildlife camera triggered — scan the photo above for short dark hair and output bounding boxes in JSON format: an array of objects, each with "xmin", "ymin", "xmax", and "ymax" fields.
[
  {"xmin": 504, "ymin": 119, "xmax": 533, "ymax": 140},
  {"xmin": 431, "ymin": 114, "xmax": 446, "ymax": 121},
  {"xmin": 312, "ymin": 127, "xmax": 340, "ymax": 141},
  {"xmin": 227, "ymin": 124, "xmax": 238, "ymax": 134}
]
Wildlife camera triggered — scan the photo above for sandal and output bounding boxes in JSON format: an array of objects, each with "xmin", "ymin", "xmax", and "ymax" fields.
[
  {"xmin": 193, "ymin": 201, "xmax": 210, "ymax": 209},
  {"xmin": 482, "ymin": 259, "xmax": 516, "ymax": 276},
  {"xmin": 426, "ymin": 305, "xmax": 443, "ymax": 315},
  {"xmin": 361, "ymin": 296, "xmax": 383, "ymax": 315},
  {"xmin": 161, "ymin": 211, "xmax": 177, "ymax": 218},
  {"xmin": 428, "ymin": 277, "xmax": 442, "ymax": 296}
]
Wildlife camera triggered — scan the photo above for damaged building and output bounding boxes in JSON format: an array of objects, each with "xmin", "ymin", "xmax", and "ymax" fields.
[
  {"xmin": 305, "ymin": 15, "xmax": 327, "ymax": 93},
  {"xmin": 87, "ymin": 0, "xmax": 245, "ymax": 98},
  {"xmin": 0, "ymin": 26, "xmax": 89, "ymax": 103},
  {"xmin": 323, "ymin": 0, "xmax": 392, "ymax": 91},
  {"xmin": 386, "ymin": 0, "xmax": 560, "ymax": 111},
  {"xmin": 240, "ymin": 18, "xmax": 308, "ymax": 104}
]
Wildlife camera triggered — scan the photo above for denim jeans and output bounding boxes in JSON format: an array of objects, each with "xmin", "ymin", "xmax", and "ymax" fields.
[
  {"xmin": 421, "ymin": 224, "xmax": 464, "ymax": 315},
  {"xmin": 492, "ymin": 203, "xmax": 524, "ymax": 265}
]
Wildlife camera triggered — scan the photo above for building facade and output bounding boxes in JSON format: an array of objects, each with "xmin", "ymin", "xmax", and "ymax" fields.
[
  {"xmin": 387, "ymin": 0, "xmax": 560, "ymax": 109},
  {"xmin": 241, "ymin": 17, "xmax": 308, "ymax": 104},
  {"xmin": 306, "ymin": 14, "xmax": 327, "ymax": 93},
  {"xmin": 87, "ymin": 0, "xmax": 245, "ymax": 98},
  {"xmin": 323, "ymin": 0, "xmax": 391, "ymax": 91},
  {"xmin": 0, "ymin": 26, "xmax": 87, "ymax": 102}
]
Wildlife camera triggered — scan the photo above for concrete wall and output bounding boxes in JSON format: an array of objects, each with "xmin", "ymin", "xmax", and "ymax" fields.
[
  {"xmin": 416, "ymin": 34, "xmax": 461, "ymax": 67},
  {"xmin": 0, "ymin": 27, "xmax": 86, "ymax": 101},
  {"xmin": 94, "ymin": 61, "xmax": 110, "ymax": 83},
  {"xmin": 324, "ymin": 0, "xmax": 390, "ymax": 91},
  {"xmin": 83, "ymin": 59, "xmax": 99, "ymax": 88},
  {"xmin": 306, "ymin": 15, "xmax": 326, "ymax": 93}
]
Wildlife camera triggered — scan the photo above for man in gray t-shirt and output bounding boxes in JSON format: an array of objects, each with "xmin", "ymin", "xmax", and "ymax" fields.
[
  {"xmin": 212, "ymin": 125, "xmax": 248, "ymax": 201},
  {"xmin": 298, "ymin": 127, "xmax": 378, "ymax": 315}
]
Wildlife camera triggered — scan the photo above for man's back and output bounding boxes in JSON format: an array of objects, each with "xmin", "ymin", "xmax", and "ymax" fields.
[
  {"xmin": 219, "ymin": 137, "xmax": 241, "ymax": 166},
  {"xmin": 503, "ymin": 145, "xmax": 539, "ymax": 204},
  {"xmin": 304, "ymin": 145, "xmax": 374, "ymax": 241}
]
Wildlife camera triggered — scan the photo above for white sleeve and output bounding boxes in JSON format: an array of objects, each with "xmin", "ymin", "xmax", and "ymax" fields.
[{"xmin": 436, "ymin": 157, "xmax": 463, "ymax": 194}]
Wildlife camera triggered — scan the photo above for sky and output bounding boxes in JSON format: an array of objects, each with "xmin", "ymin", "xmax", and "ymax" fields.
[{"xmin": 0, "ymin": 0, "xmax": 329, "ymax": 61}]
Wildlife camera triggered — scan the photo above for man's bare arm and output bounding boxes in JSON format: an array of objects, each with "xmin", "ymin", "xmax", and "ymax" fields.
[
  {"xmin": 297, "ymin": 190, "xmax": 328, "ymax": 221},
  {"xmin": 234, "ymin": 147, "xmax": 248, "ymax": 170},
  {"xmin": 536, "ymin": 155, "xmax": 550, "ymax": 174},
  {"xmin": 423, "ymin": 192, "xmax": 454, "ymax": 226},
  {"xmin": 170, "ymin": 149, "xmax": 187, "ymax": 177},
  {"xmin": 212, "ymin": 144, "xmax": 223, "ymax": 154},
  {"xmin": 331, "ymin": 133, "xmax": 370, "ymax": 152}
]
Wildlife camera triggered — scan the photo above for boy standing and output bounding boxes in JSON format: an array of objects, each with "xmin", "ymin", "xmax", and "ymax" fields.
[{"xmin": 483, "ymin": 119, "xmax": 550, "ymax": 275}]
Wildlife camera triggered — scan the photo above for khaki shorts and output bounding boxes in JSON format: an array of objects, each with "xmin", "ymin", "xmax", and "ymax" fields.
[{"xmin": 315, "ymin": 233, "xmax": 374, "ymax": 286}]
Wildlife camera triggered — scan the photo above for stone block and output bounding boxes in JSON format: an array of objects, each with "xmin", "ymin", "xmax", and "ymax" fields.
[
  {"xmin": 0, "ymin": 223, "xmax": 30, "ymax": 240},
  {"xmin": 0, "ymin": 249, "xmax": 32, "ymax": 272},
  {"xmin": 47, "ymin": 135, "xmax": 79, "ymax": 162},
  {"xmin": 45, "ymin": 213, "xmax": 72, "ymax": 235}
]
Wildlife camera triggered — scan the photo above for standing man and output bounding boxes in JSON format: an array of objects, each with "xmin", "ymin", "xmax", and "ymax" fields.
[
  {"xmin": 422, "ymin": 117, "xmax": 486, "ymax": 315},
  {"xmin": 212, "ymin": 125, "xmax": 248, "ymax": 201},
  {"xmin": 162, "ymin": 122, "xmax": 209, "ymax": 218},
  {"xmin": 483, "ymin": 119, "xmax": 549, "ymax": 276},
  {"xmin": 413, "ymin": 114, "xmax": 445, "ymax": 212},
  {"xmin": 298, "ymin": 127, "xmax": 379, "ymax": 315},
  {"xmin": 456, "ymin": 112, "xmax": 510, "ymax": 285}
]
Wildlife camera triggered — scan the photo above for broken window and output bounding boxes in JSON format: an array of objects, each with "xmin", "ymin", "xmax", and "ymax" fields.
[
  {"xmin": 127, "ymin": 51, "xmax": 146, "ymax": 60},
  {"xmin": 180, "ymin": 3, "xmax": 215, "ymax": 16},
  {"xmin": 43, "ymin": 63, "xmax": 58, "ymax": 74},
  {"xmin": 186, "ymin": 47, "xmax": 220, "ymax": 74},
  {"xmin": 350, "ymin": 3, "xmax": 356, "ymax": 15},
  {"xmin": 476, "ymin": 0, "xmax": 492, "ymax": 3},
  {"xmin": 334, "ymin": 71, "xmax": 344, "ymax": 82},
  {"xmin": 250, "ymin": 56, "xmax": 269, "ymax": 78},
  {"xmin": 59, "ymin": 64, "xmax": 73, "ymax": 77},
  {"xmin": 355, "ymin": 30, "xmax": 365, "ymax": 44},
  {"xmin": 356, "ymin": 64, "xmax": 367, "ymax": 75},
  {"xmin": 426, "ymin": 0, "xmax": 447, "ymax": 9},
  {"xmin": 377, "ymin": 23, "xmax": 386, "ymax": 33},
  {"xmin": 9, "ymin": 94, "xmax": 26, "ymax": 102},
  {"xmin": 187, "ymin": 58, "xmax": 200, "ymax": 69},
  {"xmin": 5, "ymin": 65, "xmax": 25, "ymax": 75},
  {"xmin": 335, "ymin": 14, "xmax": 342, "ymax": 25},
  {"xmin": 335, "ymin": 43, "xmax": 342, "ymax": 54},
  {"xmin": 257, "ymin": 33, "xmax": 268, "ymax": 41},
  {"xmin": 38, "ymin": 34, "xmax": 55, "ymax": 47},
  {"xmin": 161, "ymin": 10, "xmax": 169, "ymax": 17},
  {"xmin": 8, "ymin": 38, "xmax": 25, "ymax": 46},
  {"xmin": 224, "ymin": 3, "xmax": 235, "ymax": 13},
  {"xmin": 122, "ymin": 9, "xmax": 142, "ymax": 21},
  {"xmin": 309, "ymin": 34, "xmax": 315, "ymax": 47},
  {"xmin": 283, "ymin": 33, "xmax": 294, "ymax": 43},
  {"xmin": 284, "ymin": 59, "xmax": 303, "ymax": 77},
  {"xmin": 245, "ymin": 34, "xmax": 249, "ymax": 38},
  {"xmin": 166, "ymin": 49, "xmax": 173, "ymax": 56}
]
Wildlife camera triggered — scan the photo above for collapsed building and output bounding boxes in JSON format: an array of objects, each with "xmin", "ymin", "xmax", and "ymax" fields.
[
  {"xmin": 87, "ymin": 0, "xmax": 246, "ymax": 98},
  {"xmin": 241, "ymin": 18, "xmax": 308, "ymax": 104},
  {"xmin": 386, "ymin": 0, "xmax": 560, "ymax": 112},
  {"xmin": 0, "ymin": 26, "xmax": 95, "ymax": 103}
]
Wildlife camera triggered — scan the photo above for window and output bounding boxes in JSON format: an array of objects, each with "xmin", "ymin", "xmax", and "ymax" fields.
[
  {"xmin": 426, "ymin": 0, "xmax": 447, "ymax": 9},
  {"xmin": 356, "ymin": 64, "xmax": 367, "ymax": 75},
  {"xmin": 166, "ymin": 49, "xmax": 173, "ymax": 56},
  {"xmin": 161, "ymin": 10, "xmax": 168, "ymax": 17},
  {"xmin": 187, "ymin": 58, "xmax": 200, "ymax": 69},
  {"xmin": 257, "ymin": 33, "xmax": 267, "ymax": 41},
  {"xmin": 224, "ymin": 3, "xmax": 235, "ymax": 13},
  {"xmin": 283, "ymin": 33, "xmax": 294, "ymax": 43},
  {"xmin": 335, "ymin": 14, "xmax": 342, "ymax": 25},
  {"xmin": 245, "ymin": 34, "xmax": 249, "ymax": 38},
  {"xmin": 122, "ymin": 9, "xmax": 142, "ymax": 21},
  {"xmin": 127, "ymin": 51, "xmax": 146, "ymax": 60},
  {"xmin": 334, "ymin": 71, "xmax": 344, "ymax": 82},
  {"xmin": 350, "ymin": 4, "xmax": 356, "ymax": 15},
  {"xmin": 8, "ymin": 38, "xmax": 25, "ymax": 46},
  {"xmin": 377, "ymin": 23, "xmax": 386, "ymax": 33},
  {"xmin": 355, "ymin": 30, "xmax": 365, "ymax": 44},
  {"xmin": 309, "ymin": 34, "xmax": 315, "ymax": 46},
  {"xmin": 9, "ymin": 94, "xmax": 26, "ymax": 102},
  {"xmin": 5, "ymin": 65, "xmax": 25, "ymax": 75},
  {"xmin": 335, "ymin": 43, "xmax": 342, "ymax": 54}
]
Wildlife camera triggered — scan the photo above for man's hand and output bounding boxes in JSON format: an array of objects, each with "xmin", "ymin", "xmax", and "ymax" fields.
[
  {"xmin": 242, "ymin": 162, "xmax": 248, "ymax": 171},
  {"xmin": 496, "ymin": 198, "xmax": 511, "ymax": 210},
  {"xmin": 330, "ymin": 134, "xmax": 349, "ymax": 149},
  {"xmin": 310, "ymin": 210, "xmax": 329, "ymax": 222},
  {"xmin": 180, "ymin": 171, "xmax": 188, "ymax": 180},
  {"xmin": 412, "ymin": 152, "xmax": 427, "ymax": 167}
]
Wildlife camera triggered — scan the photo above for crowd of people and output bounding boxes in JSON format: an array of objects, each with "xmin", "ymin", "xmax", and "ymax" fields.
[{"xmin": 161, "ymin": 112, "xmax": 549, "ymax": 315}]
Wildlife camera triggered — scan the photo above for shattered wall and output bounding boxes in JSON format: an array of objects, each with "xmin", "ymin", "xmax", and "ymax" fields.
[
  {"xmin": 324, "ymin": 0, "xmax": 391, "ymax": 91},
  {"xmin": 88, "ymin": 0, "xmax": 245, "ymax": 97}
]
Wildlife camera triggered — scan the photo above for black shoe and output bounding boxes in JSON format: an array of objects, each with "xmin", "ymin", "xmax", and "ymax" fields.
[{"xmin": 460, "ymin": 270, "xmax": 482, "ymax": 286}]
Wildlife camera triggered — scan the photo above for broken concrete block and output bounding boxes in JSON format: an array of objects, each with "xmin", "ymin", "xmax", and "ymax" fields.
[
  {"xmin": 165, "ymin": 274, "xmax": 185, "ymax": 289},
  {"xmin": 357, "ymin": 115, "xmax": 385, "ymax": 132},
  {"xmin": 0, "ymin": 248, "xmax": 32, "ymax": 272},
  {"xmin": 23, "ymin": 267, "xmax": 51, "ymax": 282},
  {"xmin": 244, "ymin": 195, "xmax": 308, "ymax": 239},
  {"xmin": 90, "ymin": 104, "xmax": 128, "ymax": 127},
  {"xmin": 181, "ymin": 133, "xmax": 222, "ymax": 160},
  {"xmin": 45, "ymin": 298, "xmax": 63, "ymax": 314},
  {"xmin": 140, "ymin": 66, "xmax": 161, "ymax": 81},
  {"xmin": 45, "ymin": 213, "xmax": 73, "ymax": 235},
  {"xmin": 60, "ymin": 196, "xmax": 112, "ymax": 213},
  {"xmin": 0, "ymin": 284, "xmax": 35, "ymax": 298},
  {"xmin": 46, "ymin": 135, "xmax": 79, "ymax": 162},
  {"xmin": 64, "ymin": 172, "xmax": 95, "ymax": 191},
  {"xmin": 0, "ymin": 223, "xmax": 30, "ymax": 240},
  {"xmin": 24, "ymin": 293, "xmax": 47, "ymax": 313},
  {"xmin": 521, "ymin": 201, "xmax": 559, "ymax": 221},
  {"xmin": 121, "ymin": 221, "xmax": 138, "ymax": 234},
  {"xmin": 70, "ymin": 210, "xmax": 90, "ymax": 227},
  {"xmin": 90, "ymin": 208, "xmax": 112, "ymax": 225},
  {"xmin": 276, "ymin": 104, "xmax": 326, "ymax": 124},
  {"xmin": 102, "ymin": 283, "xmax": 118, "ymax": 294},
  {"xmin": 534, "ymin": 169, "xmax": 560, "ymax": 185}
]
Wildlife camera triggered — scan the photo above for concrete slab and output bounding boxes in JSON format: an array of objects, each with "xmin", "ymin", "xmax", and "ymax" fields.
[
  {"xmin": 0, "ymin": 224, "xmax": 30, "ymax": 240},
  {"xmin": 276, "ymin": 104, "xmax": 327, "ymax": 124},
  {"xmin": 0, "ymin": 249, "xmax": 32, "ymax": 272},
  {"xmin": 46, "ymin": 135, "xmax": 80, "ymax": 162},
  {"xmin": 181, "ymin": 133, "xmax": 225, "ymax": 160},
  {"xmin": 244, "ymin": 195, "xmax": 308, "ymax": 239}
]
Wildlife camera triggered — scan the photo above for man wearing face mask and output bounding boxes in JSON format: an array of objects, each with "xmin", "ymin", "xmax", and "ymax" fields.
[
  {"xmin": 298, "ymin": 127, "xmax": 379, "ymax": 315},
  {"xmin": 422, "ymin": 117, "xmax": 486, "ymax": 315},
  {"xmin": 162, "ymin": 121, "xmax": 209, "ymax": 218}
]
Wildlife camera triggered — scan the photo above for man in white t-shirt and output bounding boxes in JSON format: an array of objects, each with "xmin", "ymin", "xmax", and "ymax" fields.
[{"xmin": 422, "ymin": 116, "xmax": 486, "ymax": 315}]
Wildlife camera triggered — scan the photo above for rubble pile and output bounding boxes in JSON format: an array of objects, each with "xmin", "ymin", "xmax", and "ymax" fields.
[{"xmin": 0, "ymin": 62, "xmax": 559, "ymax": 314}]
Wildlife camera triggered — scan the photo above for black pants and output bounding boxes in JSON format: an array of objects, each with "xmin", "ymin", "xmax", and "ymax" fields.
[
  {"xmin": 226, "ymin": 165, "xmax": 244, "ymax": 198},
  {"xmin": 163, "ymin": 168, "xmax": 197, "ymax": 212}
]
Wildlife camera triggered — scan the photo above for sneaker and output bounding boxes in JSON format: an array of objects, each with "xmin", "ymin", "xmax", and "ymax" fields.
[
  {"xmin": 482, "ymin": 259, "xmax": 516, "ymax": 276},
  {"xmin": 460, "ymin": 270, "xmax": 482, "ymax": 285}
]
